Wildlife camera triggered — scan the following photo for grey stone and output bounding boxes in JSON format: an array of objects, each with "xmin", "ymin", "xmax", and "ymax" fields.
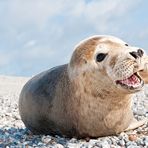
[{"xmin": 119, "ymin": 139, "xmax": 125, "ymax": 146}]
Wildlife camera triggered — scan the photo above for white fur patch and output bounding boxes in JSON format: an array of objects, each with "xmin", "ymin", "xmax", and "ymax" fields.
[
  {"xmin": 74, "ymin": 35, "xmax": 126, "ymax": 50},
  {"xmin": 99, "ymin": 35, "xmax": 126, "ymax": 44}
]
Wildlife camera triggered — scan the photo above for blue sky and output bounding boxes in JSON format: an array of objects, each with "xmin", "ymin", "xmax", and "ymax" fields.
[{"xmin": 0, "ymin": 0, "xmax": 148, "ymax": 76}]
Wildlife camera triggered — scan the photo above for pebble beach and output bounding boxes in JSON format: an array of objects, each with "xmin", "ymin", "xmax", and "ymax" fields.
[{"xmin": 0, "ymin": 75, "xmax": 148, "ymax": 148}]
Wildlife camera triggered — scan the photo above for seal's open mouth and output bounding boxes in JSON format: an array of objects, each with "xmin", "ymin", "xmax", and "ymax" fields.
[{"xmin": 116, "ymin": 72, "xmax": 144, "ymax": 90}]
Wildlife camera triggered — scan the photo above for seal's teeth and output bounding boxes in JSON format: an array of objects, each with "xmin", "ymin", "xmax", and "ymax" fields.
[{"xmin": 116, "ymin": 73, "xmax": 141, "ymax": 88}]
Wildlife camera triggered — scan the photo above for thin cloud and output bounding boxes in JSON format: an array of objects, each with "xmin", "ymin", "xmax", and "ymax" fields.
[{"xmin": 23, "ymin": 40, "xmax": 37, "ymax": 48}]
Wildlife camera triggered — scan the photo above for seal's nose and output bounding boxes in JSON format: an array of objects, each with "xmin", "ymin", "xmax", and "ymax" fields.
[
  {"xmin": 137, "ymin": 49, "xmax": 144, "ymax": 57},
  {"xmin": 129, "ymin": 49, "xmax": 144, "ymax": 59}
]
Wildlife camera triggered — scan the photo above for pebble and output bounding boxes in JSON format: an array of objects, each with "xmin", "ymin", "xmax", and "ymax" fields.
[
  {"xmin": 126, "ymin": 141, "xmax": 138, "ymax": 146},
  {"xmin": 128, "ymin": 134, "xmax": 138, "ymax": 141},
  {"xmin": 54, "ymin": 143, "xmax": 64, "ymax": 148},
  {"xmin": 118, "ymin": 139, "xmax": 125, "ymax": 146},
  {"xmin": 100, "ymin": 140, "xmax": 110, "ymax": 148},
  {"xmin": 41, "ymin": 135, "xmax": 52, "ymax": 144},
  {"xmin": 143, "ymin": 137, "xmax": 148, "ymax": 146}
]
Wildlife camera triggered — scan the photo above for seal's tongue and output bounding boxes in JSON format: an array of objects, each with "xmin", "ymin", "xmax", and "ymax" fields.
[{"xmin": 118, "ymin": 74, "xmax": 140, "ymax": 86}]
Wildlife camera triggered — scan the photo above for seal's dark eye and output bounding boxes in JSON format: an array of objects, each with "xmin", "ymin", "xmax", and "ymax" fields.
[
  {"xmin": 96, "ymin": 53, "xmax": 107, "ymax": 62},
  {"xmin": 125, "ymin": 44, "xmax": 128, "ymax": 46}
]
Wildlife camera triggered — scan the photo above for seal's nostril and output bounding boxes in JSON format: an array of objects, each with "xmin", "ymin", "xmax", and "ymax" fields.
[
  {"xmin": 137, "ymin": 49, "xmax": 144, "ymax": 57},
  {"xmin": 129, "ymin": 51, "xmax": 139, "ymax": 59}
]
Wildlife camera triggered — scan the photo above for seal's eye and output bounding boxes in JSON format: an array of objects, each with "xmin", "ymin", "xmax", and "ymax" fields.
[
  {"xmin": 96, "ymin": 53, "xmax": 107, "ymax": 62},
  {"xmin": 125, "ymin": 44, "xmax": 129, "ymax": 46}
]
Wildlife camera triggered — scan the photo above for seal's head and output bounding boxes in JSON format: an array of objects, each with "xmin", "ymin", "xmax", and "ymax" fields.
[{"xmin": 68, "ymin": 35, "xmax": 145, "ymax": 94}]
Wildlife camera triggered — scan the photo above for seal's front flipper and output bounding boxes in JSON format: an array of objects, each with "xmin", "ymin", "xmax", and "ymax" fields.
[
  {"xmin": 124, "ymin": 118, "xmax": 148, "ymax": 131},
  {"xmin": 139, "ymin": 56, "xmax": 148, "ymax": 84}
]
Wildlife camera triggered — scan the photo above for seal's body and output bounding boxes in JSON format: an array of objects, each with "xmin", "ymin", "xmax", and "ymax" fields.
[
  {"xmin": 19, "ymin": 35, "xmax": 148, "ymax": 138},
  {"xmin": 19, "ymin": 65, "xmax": 76, "ymax": 136}
]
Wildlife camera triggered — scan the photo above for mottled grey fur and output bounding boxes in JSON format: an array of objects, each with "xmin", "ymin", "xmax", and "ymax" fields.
[{"xmin": 19, "ymin": 64, "xmax": 78, "ymax": 137}]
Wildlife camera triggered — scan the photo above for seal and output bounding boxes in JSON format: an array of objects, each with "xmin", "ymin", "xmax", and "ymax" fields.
[{"xmin": 19, "ymin": 35, "xmax": 148, "ymax": 138}]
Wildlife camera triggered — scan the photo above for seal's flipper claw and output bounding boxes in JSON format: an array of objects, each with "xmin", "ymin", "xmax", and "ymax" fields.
[{"xmin": 124, "ymin": 118, "xmax": 148, "ymax": 131}]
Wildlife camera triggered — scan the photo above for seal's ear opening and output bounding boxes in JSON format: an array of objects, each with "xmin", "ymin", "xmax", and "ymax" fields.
[{"xmin": 96, "ymin": 53, "xmax": 108, "ymax": 62}]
